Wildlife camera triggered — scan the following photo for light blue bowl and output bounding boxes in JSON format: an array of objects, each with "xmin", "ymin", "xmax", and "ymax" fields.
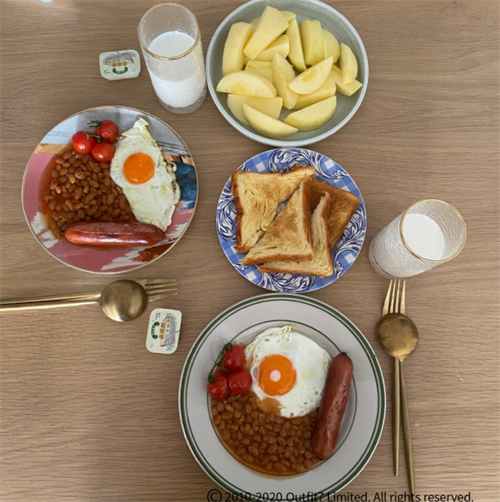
[{"xmin": 206, "ymin": 0, "xmax": 369, "ymax": 147}]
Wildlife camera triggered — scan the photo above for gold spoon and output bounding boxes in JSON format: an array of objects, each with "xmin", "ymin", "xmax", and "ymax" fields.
[
  {"xmin": 376, "ymin": 312, "xmax": 419, "ymax": 494},
  {"xmin": 0, "ymin": 280, "xmax": 149, "ymax": 322}
]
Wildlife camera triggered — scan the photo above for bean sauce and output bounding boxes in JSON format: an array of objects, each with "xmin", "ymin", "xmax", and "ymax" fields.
[{"xmin": 211, "ymin": 392, "xmax": 320, "ymax": 475}]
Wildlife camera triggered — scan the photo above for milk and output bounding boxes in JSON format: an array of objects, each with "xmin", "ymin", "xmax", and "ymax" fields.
[
  {"xmin": 402, "ymin": 214, "xmax": 445, "ymax": 260},
  {"xmin": 145, "ymin": 31, "xmax": 206, "ymax": 110},
  {"xmin": 149, "ymin": 31, "xmax": 194, "ymax": 58}
]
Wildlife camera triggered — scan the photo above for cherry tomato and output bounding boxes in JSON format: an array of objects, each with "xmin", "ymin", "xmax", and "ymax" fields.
[
  {"xmin": 223, "ymin": 345, "xmax": 246, "ymax": 372},
  {"xmin": 91, "ymin": 142, "xmax": 115, "ymax": 162},
  {"xmin": 228, "ymin": 370, "xmax": 252, "ymax": 396},
  {"xmin": 89, "ymin": 120, "xmax": 119, "ymax": 143},
  {"xmin": 207, "ymin": 370, "xmax": 230, "ymax": 400},
  {"xmin": 71, "ymin": 131, "xmax": 97, "ymax": 154}
]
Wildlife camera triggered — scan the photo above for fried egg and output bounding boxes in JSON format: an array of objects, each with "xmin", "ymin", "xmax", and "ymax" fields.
[
  {"xmin": 245, "ymin": 325, "xmax": 330, "ymax": 418},
  {"xmin": 110, "ymin": 117, "xmax": 180, "ymax": 231}
]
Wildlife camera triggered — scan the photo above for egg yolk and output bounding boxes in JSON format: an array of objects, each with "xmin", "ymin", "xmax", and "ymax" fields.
[
  {"xmin": 123, "ymin": 153, "xmax": 155, "ymax": 184},
  {"xmin": 258, "ymin": 354, "xmax": 296, "ymax": 396}
]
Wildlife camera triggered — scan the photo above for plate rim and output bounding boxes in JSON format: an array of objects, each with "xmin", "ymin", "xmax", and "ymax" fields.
[
  {"xmin": 21, "ymin": 104, "xmax": 199, "ymax": 275},
  {"xmin": 206, "ymin": 0, "xmax": 369, "ymax": 148},
  {"xmin": 215, "ymin": 147, "xmax": 367, "ymax": 293},
  {"xmin": 178, "ymin": 293, "xmax": 386, "ymax": 500}
]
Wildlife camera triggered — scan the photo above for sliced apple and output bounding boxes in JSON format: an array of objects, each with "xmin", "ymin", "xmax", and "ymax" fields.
[
  {"xmin": 286, "ymin": 19, "xmax": 306, "ymax": 72},
  {"xmin": 340, "ymin": 43, "xmax": 358, "ymax": 84},
  {"xmin": 272, "ymin": 54, "xmax": 298, "ymax": 110},
  {"xmin": 227, "ymin": 95, "xmax": 283, "ymax": 124},
  {"xmin": 250, "ymin": 10, "xmax": 296, "ymax": 29},
  {"xmin": 288, "ymin": 56, "xmax": 333, "ymax": 95},
  {"xmin": 245, "ymin": 60, "xmax": 273, "ymax": 82},
  {"xmin": 293, "ymin": 72, "xmax": 336, "ymax": 110},
  {"xmin": 284, "ymin": 96, "xmax": 337, "ymax": 131},
  {"xmin": 222, "ymin": 22, "xmax": 254, "ymax": 76},
  {"xmin": 300, "ymin": 20, "xmax": 324, "ymax": 66},
  {"xmin": 323, "ymin": 29, "xmax": 340, "ymax": 63},
  {"xmin": 330, "ymin": 65, "xmax": 362, "ymax": 96},
  {"xmin": 243, "ymin": 104, "xmax": 298, "ymax": 138},
  {"xmin": 216, "ymin": 71, "xmax": 277, "ymax": 98},
  {"xmin": 244, "ymin": 7, "xmax": 289, "ymax": 61},
  {"xmin": 255, "ymin": 35, "xmax": 289, "ymax": 62}
]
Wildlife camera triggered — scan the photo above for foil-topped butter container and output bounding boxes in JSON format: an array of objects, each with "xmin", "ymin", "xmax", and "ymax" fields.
[
  {"xmin": 146, "ymin": 308, "xmax": 181, "ymax": 354},
  {"xmin": 99, "ymin": 50, "xmax": 141, "ymax": 80}
]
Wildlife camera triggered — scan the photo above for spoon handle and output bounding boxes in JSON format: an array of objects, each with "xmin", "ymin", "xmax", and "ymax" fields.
[
  {"xmin": 0, "ymin": 292, "xmax": 101, "ymax": 305},
  {"xmin": 400, "ymin": 360, "xmax": 416, "ymax": 494},
  {"xmin": 0, "ymin": 297, "xmax": 99, "ymax": 311},
  {"xmin": 394, "ymin": 358, "xmax": 400, "ymax": 476}
]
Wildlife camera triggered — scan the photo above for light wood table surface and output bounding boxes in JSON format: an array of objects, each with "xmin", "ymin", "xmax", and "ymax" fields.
[{"xmin": 1, "ymin": 1, "xmax": 499, "ymax": 501}]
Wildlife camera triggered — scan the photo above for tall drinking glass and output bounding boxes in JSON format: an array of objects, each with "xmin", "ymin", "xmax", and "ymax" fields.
[
  {"xmin": 138, "ymin": 3, "xmax": 206, "ymax": 114},
  {"xmin": 369, "ymin": 199, "xmax": 467, "ymax": 279}
]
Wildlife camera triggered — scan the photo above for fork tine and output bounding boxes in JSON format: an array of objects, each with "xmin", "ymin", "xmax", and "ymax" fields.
[
  {"xmin": 148, "ymin": 291, "xmax": 179, "ymax": 302},
  {"xmin": 145, "ymin": 285, "xmax": 179, "ymax": 295},
  {"xmin": 395, "ymin": 280, "xmax": 402, "ymax": 314},
  {"xmin": 383, "ymin": 280, "xmax": 394, "ymax": 316},
  {"xmin": 400, "ymin": 280, "xmax": 406, "ymax": 315},
  {"xmin": 139, "ymin": 278, "xmax": 178, "ymax": 287}
]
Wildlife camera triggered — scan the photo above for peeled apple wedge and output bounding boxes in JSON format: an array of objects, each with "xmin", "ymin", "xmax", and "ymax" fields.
[
  {"xmin": 227, "ymin": 95, "xmax": 283, "ymax": 125},
  {"xmin": 286, "ymin": 19, "xmax": 306, "ymax": 72},
  {"xmin": 293, "ymin": 72, "xmax": 336, "ymax": 110},
  {"xmin": 243, "ymin": 104, "xmax": 298, "ymax": 138},
  {"xmin": 217, "ymin": 71, "xmax": 277, "ymax": 98},
  {"xmin": 222, "ymin": 22, "xmax": 254, "ymax": 76},
  {"xmin": 244, "ymin": 7, "xmax": 289, "ymax": 61},
  {"xmin": 323, "ymin": 29, "xmax": 340, "ymax": 63},
  {"xmin": 245, "ymin": 60, "xmax": 273, "ymax": 82},
  {"xmin": 288, "ymin": 56, "xmax": 333, "ymax": 95},
  {"xmin": 250, "ymin": 10, "xmax": 296, "ymax": 29},
  {"xmin": 300, "ymin": 20, "xmax": 324, "ymax": 66},
  {"xmin": 330, "ymin": 65, "xmax": 362, "ymax": 96},
  {"xmin": 255, "ymin": 35, "xmax": 289, "ymax": 62},
  {"xmin": 272, "ymin": 53, "xmax": 299, "ymax": 110},
  {"xmin": 284, "ymin": 96, "xmax": 337, "ymax": 131},
  {"xmin": 340, "ymin": 43, "xmax": 358, "ymax": 84}
]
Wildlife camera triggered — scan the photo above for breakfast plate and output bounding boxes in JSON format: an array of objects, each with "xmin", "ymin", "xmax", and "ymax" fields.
[
  {"xmin": 179, "ymin": 294, "xmax": 385, "ymax": 500},
  {"xmin": 22, "ymin": 106, "xmax": 198, "ymax": 274},
  {"xmin": 216, "ymin": 148, "xmax": 366, "ymax": 293}
]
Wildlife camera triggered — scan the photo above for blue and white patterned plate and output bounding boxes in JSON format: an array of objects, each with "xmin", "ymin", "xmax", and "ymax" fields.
[{"xmin": 216, "ymin": 148, "xmax": 367, "ymax": 293}]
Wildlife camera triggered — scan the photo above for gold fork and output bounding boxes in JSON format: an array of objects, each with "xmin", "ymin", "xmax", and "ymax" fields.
[{"xmin": 382, "ymin": 279, "xmax": 406, "ymax": 477}]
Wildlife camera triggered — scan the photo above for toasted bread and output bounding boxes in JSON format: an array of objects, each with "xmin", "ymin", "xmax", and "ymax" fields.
[
  {"xmin": 259, "ymin": 194, "xmax": 334, "ymax": 276},
  {"xmin": 242, "ymin": 177, "xmax": 313, "ymax": 266},
  {"xmin": 232, "ymin": 166, "xmax": 315, "ymax": 253},
  {"xmin": 310, "ymin": 178, "xmax": 359, "ymax": 248}
]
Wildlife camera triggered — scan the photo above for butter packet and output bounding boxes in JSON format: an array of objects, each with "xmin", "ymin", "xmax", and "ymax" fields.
[
  {"xmin": 99, "ymin": 50, "xmax": 141, "ymax": 80},
  {"xmin": 146, "ymin": 309, "xmax": 181, "ymax": 354}
]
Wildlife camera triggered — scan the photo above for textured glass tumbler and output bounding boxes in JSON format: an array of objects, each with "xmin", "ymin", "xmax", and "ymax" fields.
[
  {"xmin": 369, "ymin": 199, "xmax": 467, "ymax": 279},
  {"xmin": 138, "ymin": 3, "xmax": 206, "ymax": 114}
]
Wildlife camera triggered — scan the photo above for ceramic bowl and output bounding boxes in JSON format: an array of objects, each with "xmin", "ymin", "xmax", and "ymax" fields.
[{"xmin": 206, "ymin": 0, "xmax": 369, "ymax": 147}]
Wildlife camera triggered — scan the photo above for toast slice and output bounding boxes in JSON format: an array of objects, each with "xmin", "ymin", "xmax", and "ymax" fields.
[
  {"xmin": 310, "ymin": 178, "xmax": 360, "ymax": 248},
  {"xmin": 242, "ymin": 177, "xmax": 313, "ymax": 266},
  {"xmin": 259, "ymin": 193, "xmax": 334, "ymax": 276},
  {"xmin": 232, "ymin": 165, "xmax": 315, "ymax": 253}
]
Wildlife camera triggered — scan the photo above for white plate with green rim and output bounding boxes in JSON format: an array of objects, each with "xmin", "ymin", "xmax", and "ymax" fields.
[{"xmin": 179, "ymin": 294, "xmax": 385, "ymax": 501}]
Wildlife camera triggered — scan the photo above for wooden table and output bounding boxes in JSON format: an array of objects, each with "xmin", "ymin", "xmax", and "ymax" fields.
[{"xmin": 1, "ymin": 1, "xmax": 499, "ymax": 501}]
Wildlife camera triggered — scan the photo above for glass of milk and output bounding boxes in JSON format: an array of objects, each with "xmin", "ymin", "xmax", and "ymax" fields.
[
  {"xmin": 138, "ymin": 4, "xmax": 206, "ymax": 114},
  {"xmin": 369, "ymin": 199, "xmax": 467, "ymax": 279}
]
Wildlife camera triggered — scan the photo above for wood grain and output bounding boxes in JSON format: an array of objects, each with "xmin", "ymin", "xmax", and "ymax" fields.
[{"xmin": 1, "ymin": 0, "xmax": 499, "ymax": 501}]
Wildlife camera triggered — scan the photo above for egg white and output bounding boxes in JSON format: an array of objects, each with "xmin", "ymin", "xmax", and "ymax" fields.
[
  {"xmin": 245, "ymin": 325, "xmax": 331, "ymax": 418},
  {"xmin": 110, "ymin": 117, "xmax": 180, "ymax": 231}
]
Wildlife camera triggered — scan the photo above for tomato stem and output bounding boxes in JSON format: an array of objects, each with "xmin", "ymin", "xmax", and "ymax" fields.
[{"xmin": 207, "ymin": 342, "xmax": 233, "ymax": 382}]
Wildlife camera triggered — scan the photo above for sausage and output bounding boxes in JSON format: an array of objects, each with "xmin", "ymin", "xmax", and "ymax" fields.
[
  {"xmin": 312, "ymin": 352, "xmax": 353, "ymax": 460},
  {"xmin": 65, "ymin": 221, "xmax": 165, "ymax": 246}
]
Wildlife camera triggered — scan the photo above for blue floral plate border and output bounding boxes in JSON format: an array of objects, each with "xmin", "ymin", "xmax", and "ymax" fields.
[{"xmin": 216, "ymin": 148, "xmax": 367, "ymax": 293}]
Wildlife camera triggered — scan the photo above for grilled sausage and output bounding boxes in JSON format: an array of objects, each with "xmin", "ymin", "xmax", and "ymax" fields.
[
  {"xmin": 312, "ymin": 352, "xmax": 353, "ymax": 459},
  {"xmin": 65, "ymin": 222, "xmax": 164, "ymax": 246}
]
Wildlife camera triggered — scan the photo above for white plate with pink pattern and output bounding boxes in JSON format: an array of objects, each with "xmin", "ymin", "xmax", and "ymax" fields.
[{"xmin": 22, "ymin": 105, "xmax": 198, "ymax": 274}]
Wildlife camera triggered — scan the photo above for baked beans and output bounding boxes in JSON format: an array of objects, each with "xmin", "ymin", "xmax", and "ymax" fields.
[
  {"xmin": 42, "ymin": 148, "xmax": 132, "ymax": 239},
  {"xmin": 211, "ymin": 392, "xmax": 320, "ymax": 475}
]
